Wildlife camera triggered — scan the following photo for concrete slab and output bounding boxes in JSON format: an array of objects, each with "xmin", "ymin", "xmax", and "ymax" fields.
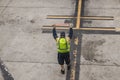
[
  {"xmin": 80, "ymin": 0, "xmax": 120, "ymax": 28},
  {"xmin": 1, "ymin": 33, "xmax": 58, "ymax": 63},
  {"xmin": 5, "ymin": 62, "xmax": 66, "ymax": 80},
  {"xmin": 8, "ymin": 0, "xmax": 75, "ymax": 8},
  {"xmin": 0, "ymin": 0, "xmax": 11, "ymax": 14},
  {"xmin": 1, "ymin": 0, "xmax": 120, "ymax": 80},
  {"xmin": 0, "ymin": 0, "xmax": 10, "ymax": 6},
  {"xmin": 85, "ymin": 0, "xmax": 120, "ymax": 9},
  {"xmin": 80, "ymin": 65, "xmax": 120, "ymax": 80},
  {"xmin": 83, "ymin": 6, "xmax": 120, "ymax": 28},
  {"xmin": 84, "ymin": 8, "xmax": 120, "ymax": 16},
  {"xmin": 0, "ymin": 7, "xmax": 74, "ymax": 63},
  {"xmin": 0, "ymin": 0, "xmax": 75, "ymax": 79},
  {"xmin": 80, "ymin": 1, "xmax": 120, "ymax": 80},
  {"xmin": 0, "ymin": 7, "xmax": 4, "ymax": 15},
  {"xmin": 0, "ymin": 70, "xmax": 4, "ymax": 80},
  {"xmin": 81, "ymin": 34, "xmax": 120, "ymax": 66},
  {"xmin": 0, "ymin": 7, "xmax": 74, "ymax": 26},
  {"xmin": 83, "ymin": 20, "xmax": 114, "ymax": 27},
  {"xmin": 83, "ymin": 0, "xmax": 120, "ymax": 28}
]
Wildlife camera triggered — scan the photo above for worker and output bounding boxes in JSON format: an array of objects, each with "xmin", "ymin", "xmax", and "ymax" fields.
[{"xmin": 52, "ymin": 25, "xmax": 73, "ymax": 74}]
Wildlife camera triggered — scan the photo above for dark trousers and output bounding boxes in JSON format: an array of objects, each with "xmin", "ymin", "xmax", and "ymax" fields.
[{"xmin": 58, "ymin": 52, "xmax": 70, "ymax": 65}]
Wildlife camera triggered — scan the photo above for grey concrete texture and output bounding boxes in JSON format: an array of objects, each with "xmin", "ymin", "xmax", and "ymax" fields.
[
  {"xmin": 0, "ymin": 0, "xmax": 75, "ymax": 80},
  {"xmin": 8, "ymin": 0, "xmax": 75, "ymax": 8},
  {"xmin": 80, "ymin": 34, "xmax": 120, "ymax": 80},
  {"xmin": 0, "ymin": 0, "xmax": 10, "ymax": 6},
  {"xmin": 5, "ymin": 62, "xmax": 66, "ymax": 80},
  {"xmin": 0, "ymin": 0, "xmax": 120, "ymax": 80},
  {"xmin": 83, "ymin": 0, "xmax": 120, "ymax": 28},
  {"xmin": 83, "ymin": 8, "xmax": 120, "ymax": 27},
  {"xmin": 85, "ymin": 0, "xmax": 120, "ymax": 9},
  {"xmin": 0, "ymin": 70, "xmax": 4, "ymax": 80},
  {"xmin": 83, "ymin": 20, "xmax": 114, "ymax": 27},
  {"xmin": 81, "ymin": 34, "xmax": 120, "ymax": 65},
  {"xmin": 80, "ymin": 65, "xmax": 120, "ymax": 80},
  {"xmin": 0, "ymin": 0, "xmax": 75, "ymax": 62},
  {"xmin": 79, "ymin": 0, "xmax": 120, "ymax": 80}
]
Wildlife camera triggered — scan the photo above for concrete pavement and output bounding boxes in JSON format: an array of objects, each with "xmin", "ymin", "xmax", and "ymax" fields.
[
  {"xmin": 80, "ymin": 0, "xmax": 120, "ymax": 80},
  {"xmin": 0, "ymin": 0, "xmax": 75, "ymax": 80},
  {"xmin": 0, "ymin": 0, "xmax": 120, "ymax": 80}
]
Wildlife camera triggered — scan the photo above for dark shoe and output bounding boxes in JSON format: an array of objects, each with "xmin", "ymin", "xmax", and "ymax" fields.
[
  {"xmin": 67, "ymin": 65, "xmax": 71, "ymax": 70},
  {"xmin": 61, "ymin": 70, "xmax": 65, "ymax": 74}
]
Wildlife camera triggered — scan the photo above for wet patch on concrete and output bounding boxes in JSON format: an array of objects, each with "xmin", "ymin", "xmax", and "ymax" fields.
[{"xmin": 82, "ymin": 39, "xmax": 105, "ymax": 62}]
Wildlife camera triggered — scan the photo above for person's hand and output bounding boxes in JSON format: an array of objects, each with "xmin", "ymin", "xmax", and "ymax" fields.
[
  {"xmin": 52, "ymin": 24, "xmax": 55, "ymax": 26},
  {"xmin": 52, "ymin": 24, "xmax": 56, "ymax": 29},
  {"xmin": 69, "ymin": 23, "xmax": 73, "ymax": 28}
]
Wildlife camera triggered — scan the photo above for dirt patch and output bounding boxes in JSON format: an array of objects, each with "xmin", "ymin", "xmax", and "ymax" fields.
[
  {"xmin": 82, "ymin": 39, "xmax": 105, "ymax": 61},
  {"xmin": 7, "ymin": 19, "xmax": 16, "ymax": 24},
  {"xmin": 30, "ymin": 19, "xmax": 35, "ymax": 23},
  {"xmin": 0, "ymin": 21, "xmax": 5, "ymax": 25}
]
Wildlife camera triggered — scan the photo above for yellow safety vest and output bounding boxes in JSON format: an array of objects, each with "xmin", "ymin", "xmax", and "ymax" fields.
[{"xmin": 56, "ymin": 37, "xmax": 70, "ymax": 53}]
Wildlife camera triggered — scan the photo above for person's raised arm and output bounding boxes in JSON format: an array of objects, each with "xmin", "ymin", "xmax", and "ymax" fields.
[
  {"xmin": 52, "ymin": 27, "xmax": 58, "ymax": 40},
  {"xmin": 68, "ymin": 28, "xmax": 73, "ymax": 39}
]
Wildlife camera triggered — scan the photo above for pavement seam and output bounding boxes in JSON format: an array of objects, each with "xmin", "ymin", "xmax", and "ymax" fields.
[
  {"xmin": 0, "ymin": 6, "xmax": 74, "ymax": 9},
  {"xmin": 3, "ymin": 60, "xmax": 120, "ymax": 67},
  {"xmin": 3, "ymin": 60, "xmax": 58, "ymax": 64},
  {"xmin": 80, "ymin": 64, "xmax": 120, "ymax": 67},
  {"xmin": 85, "ymin": 8, "xmax": 120, "ymax": 9}
]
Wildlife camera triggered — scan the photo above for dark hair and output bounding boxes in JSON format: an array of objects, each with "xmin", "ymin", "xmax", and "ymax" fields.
[{"xmin": 60, "ymin": 32, "xmax": 65, "ymax": 37}]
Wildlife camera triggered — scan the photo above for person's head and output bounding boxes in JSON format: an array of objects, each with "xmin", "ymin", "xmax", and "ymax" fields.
[{"xmin": 60, "ymin": 32, "xmax": 65, "ymax": 38}]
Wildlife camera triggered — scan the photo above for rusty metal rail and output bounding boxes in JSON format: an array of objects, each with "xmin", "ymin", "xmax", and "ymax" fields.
[
  {"xmin": 42, "ymin": 26, "xmax": 120, "ymax": 32},
  {"xmin": 47, "ymin": 15, "xmax": 114, "ymax": 20}
]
